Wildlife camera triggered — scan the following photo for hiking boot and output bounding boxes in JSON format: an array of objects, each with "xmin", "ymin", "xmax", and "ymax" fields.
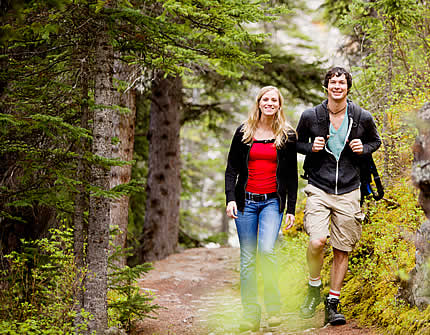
[
  {"xmin": 299, "ymin": 284, "xmax": 321, "ymax": 318},
  {"xmin": 239, "ymin": 319, "xmax": 260, "ymax": 332},
  {"xmin": 267, "ymin": 314, "xmax": 281, "ymax": 327},
  {"xmin": 324, "ymin": 297, "xmax": 346, "ymax": 326}
]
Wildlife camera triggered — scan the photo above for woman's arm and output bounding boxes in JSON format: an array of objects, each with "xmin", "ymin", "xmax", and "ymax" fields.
[
  {"xmin": 225, "ymin": 126, "xmax": 243, "ymax": 204},
  {"xmin": 286, "ymin": 138, "xmax": 298, "ymax": 215}
]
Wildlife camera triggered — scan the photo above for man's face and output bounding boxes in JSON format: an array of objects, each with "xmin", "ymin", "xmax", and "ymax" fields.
[{"xmin": 327, "ymin": 74, "xmax": 348, "ymax": 102}]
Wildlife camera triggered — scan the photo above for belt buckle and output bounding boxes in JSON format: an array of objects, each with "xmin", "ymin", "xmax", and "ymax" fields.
[
  {"xmin": 247, "ymin": 192, "xmax": 268, "ymax": 202},
  {"xmin": 247, "ymin": 192, "xmax": 255, "ymax": 201},
  {"xmin": 254, "ymin": 193, "xmax": 266, "ymax": 201}
]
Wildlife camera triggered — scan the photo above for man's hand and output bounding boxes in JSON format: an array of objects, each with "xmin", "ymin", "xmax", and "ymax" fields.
[
  {"xmin": 349, "ymin": 139, "xmax": 363, "ymax": 154},
  {"xmin": 226, "ymin": 201, "xmax": 238, "ymax": 219},
  {"xmin": 312, "ymin": 136, "xmax": 326, "ymax": 152}
]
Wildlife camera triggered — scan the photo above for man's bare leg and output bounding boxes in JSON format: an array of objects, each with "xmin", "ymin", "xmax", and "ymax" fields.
[{"xmin": 300, "ymin": 237, "xmax": 327, "ymax": 318}]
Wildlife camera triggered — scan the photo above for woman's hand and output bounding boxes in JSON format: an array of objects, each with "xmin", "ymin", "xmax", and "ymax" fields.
[
  {"xmin": 226, "ymin": 201, "xmax": 238, "ymax": 219},
  {"xmin": 283, "ymin": 214, "xmax": 295, "ymax": 232}
]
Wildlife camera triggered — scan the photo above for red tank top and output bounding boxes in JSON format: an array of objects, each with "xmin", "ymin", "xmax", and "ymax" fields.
[{"xmin": 246, "ymin": 140, "xmax": 277, "ymax": 194}]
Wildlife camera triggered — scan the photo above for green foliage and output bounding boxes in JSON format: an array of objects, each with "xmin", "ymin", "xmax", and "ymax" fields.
[
  {"xmin": 0, "ymin": 223, "xmax": 160, "ymax": 334},
  {"xmin": 0, "ymin": 227, "xmax": 89, "ymax": 334},
  {"xmin": 110, "ymin": 0, "xmax": 290, "ymax": 77},
  {"xmin": 1, "ymin": 0, "xmax": 118, "ymax": 229},
  {"xmin": 328, "ymin": 178, "xmax": 430, "ymax": 334},
  {"xmin": 278, "ymin": 232, "xmax": 309, "ymax": 312},
  {"xmin": 323, "ymin": 0, "xmax": 430, "ymax": 108},
  {"xmin": 108, "ymin": 262, "xmax": 160, "ymax": 332},
  {"xmin": 242, "ymin": 44, "xmax": 325, "ymax": 106},
  {"xmin": 108, "ymin": 228, "xmax": 160, "ymax": 332}
]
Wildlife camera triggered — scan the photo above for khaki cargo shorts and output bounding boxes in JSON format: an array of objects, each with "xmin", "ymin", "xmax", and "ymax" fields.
[{"xmin": 303, "ymin": 184, "xmax": 365, "ymax": 252}]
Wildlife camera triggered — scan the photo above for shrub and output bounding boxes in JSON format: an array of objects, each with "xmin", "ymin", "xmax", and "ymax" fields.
[{"xmin": 0, "ymin": 227, "xmax": 89, "ymax": 334}]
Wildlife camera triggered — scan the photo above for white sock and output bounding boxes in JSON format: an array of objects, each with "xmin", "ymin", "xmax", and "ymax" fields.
[
  {"xmin": 309, "ymin": 276, "xmax": 321, "ymax": 287},
  {"xmin": 328, "ymin": 289, "xmax": 340, "ymax": 300}
]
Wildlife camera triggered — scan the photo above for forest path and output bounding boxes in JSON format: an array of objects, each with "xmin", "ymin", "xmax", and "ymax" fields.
[{"xmin": 134, "ymin": 247, "xmax": 379, "ymax": 335}]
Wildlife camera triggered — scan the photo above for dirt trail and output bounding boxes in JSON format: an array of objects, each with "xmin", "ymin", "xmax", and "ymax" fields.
[{"xmin": 135, "ymin": 247, "xmax": 380, "ymax": 335}]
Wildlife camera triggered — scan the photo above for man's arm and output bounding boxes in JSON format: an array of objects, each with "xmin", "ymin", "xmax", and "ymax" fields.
[
  {"xmin": 296, "ymin": 109, "xmax": 315, "ymax": 155},
  {"xmin": 361, "ymin": 110, "xmax": 381, "ymax": 155}
]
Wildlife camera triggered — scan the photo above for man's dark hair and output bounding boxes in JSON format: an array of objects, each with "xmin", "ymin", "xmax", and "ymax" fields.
[{"xmin": 323, "ymin": 67, "xmax": 353, "ymax": 92}]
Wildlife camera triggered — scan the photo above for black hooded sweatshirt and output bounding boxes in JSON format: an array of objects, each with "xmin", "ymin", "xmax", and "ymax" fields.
[{"xmin": 296, "ymin": 99, "xmax": 381, "ymax": 195}]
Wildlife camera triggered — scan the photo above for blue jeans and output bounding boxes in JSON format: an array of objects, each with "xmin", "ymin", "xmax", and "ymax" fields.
[{"xmin": 235, "ymin": 197, "xmax": 283, "ymax": 322}]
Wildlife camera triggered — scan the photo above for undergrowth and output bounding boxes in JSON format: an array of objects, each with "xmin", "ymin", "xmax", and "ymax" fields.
[
  {"xmin": 339, "ymin": 178, "xmax": 430, "ymax": 334},
  {"xmin": 0, "ymin": 226, "xmax": 160, "ymax": 334},
  {"xmin": 0, "ymin": 227, "xmax": 90, "ymax": 334},
  {"xmin": 280, "ymin": 175, "xmax": 430, "ymax": 334}
]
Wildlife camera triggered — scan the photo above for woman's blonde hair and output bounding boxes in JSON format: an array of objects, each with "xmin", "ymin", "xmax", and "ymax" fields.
[{"xmin": 241, "ymin": 86, "xmax": 296, "ymax": 148}]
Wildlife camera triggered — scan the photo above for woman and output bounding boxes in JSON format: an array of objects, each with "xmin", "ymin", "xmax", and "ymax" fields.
[{"xmin": 225, "ymin": 86, "xmax": 298, "ymax": 331}]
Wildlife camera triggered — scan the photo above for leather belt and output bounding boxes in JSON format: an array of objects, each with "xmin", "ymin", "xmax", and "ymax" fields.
[{"xmin": 245, "ymin": 192, "xmax": 278, "ymax": 202}]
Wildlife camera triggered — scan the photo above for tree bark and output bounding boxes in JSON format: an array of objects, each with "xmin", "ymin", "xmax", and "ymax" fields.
[
  {"xmin": 139, "ymin": 73, "xmax": 182, "ymax": 262},
  {"xmin": 73, "ymin": 47, "xmax": 90, "ymax": 319},
  {"xmin": 84, "ymin": 28, "xmax": 114, "ymax": 334},
  {"xmin": 110, "ymin": 58, "xmax": 136, "ymax": 268}
]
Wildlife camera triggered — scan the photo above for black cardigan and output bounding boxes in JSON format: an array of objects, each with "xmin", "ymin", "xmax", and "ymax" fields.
[{"xmin": 225, "ymin": 124, "xmax": 298, "ymax": 214}]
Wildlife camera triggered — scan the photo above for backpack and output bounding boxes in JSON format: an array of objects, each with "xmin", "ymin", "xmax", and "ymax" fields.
[
  {"xmin": 302, "ymin": 101, "xmax": 384, "ymax": 204},
  {"xmin": 358, "ymin": 153, "xmax": 384, "ymax": 204}
]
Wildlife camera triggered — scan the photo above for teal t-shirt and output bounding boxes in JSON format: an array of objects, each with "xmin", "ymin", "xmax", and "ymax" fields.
[{"xmin": 327, "ymin": 109, "xmax": 349, "ymax": 161}]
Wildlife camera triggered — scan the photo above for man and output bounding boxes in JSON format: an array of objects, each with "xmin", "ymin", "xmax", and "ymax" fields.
[{"xmin": 296, "ymin": 67, "xmax": 381, "ymax": 325}]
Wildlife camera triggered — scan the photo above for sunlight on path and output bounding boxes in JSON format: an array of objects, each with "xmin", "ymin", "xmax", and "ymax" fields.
[{"xmin": 193, "ymin": 236, "xmax": 326, "ymax": 334}]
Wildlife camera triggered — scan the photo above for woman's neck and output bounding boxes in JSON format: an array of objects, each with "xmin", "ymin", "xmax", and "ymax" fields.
[
  {"xmin": 254, "ymin": 117, "xmax": 275, "ymax": 140},
  {"xmin": 258, "ymin": 115, "xmax": 273, "ymax": 130}
]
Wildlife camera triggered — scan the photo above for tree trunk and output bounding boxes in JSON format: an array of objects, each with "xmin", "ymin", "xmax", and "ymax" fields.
[
  {"xmin": 73, "ymin": 49, "xmax": 90, "ymax": 318},
  {"xmin": 110, "ymin": 59, "xmax": 136, "ymax": 268},
  {"xmin": 84, "ymin": 29, "xmax": 114, "ymax": 334},
  {"xmin": 139, "ymin": 73, "xmax": 182, "ymax": 262}
]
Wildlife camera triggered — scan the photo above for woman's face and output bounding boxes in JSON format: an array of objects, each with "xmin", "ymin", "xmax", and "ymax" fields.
[{"xmin": 259, "ymin": 90, "xmax": 280, "ymax": 118}]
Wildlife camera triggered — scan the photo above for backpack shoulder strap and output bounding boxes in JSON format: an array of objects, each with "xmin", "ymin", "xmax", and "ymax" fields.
[
  {"xmin": 348, "ymin": 100, "xmax": 362, "ymax": 139},
  {"xmin": 301, "ymin": 102, "xmax": 327, "ymax": 180},
  {"xmin": 314, "ymin": 102, "xmax": 329, "ymax": 137}
]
